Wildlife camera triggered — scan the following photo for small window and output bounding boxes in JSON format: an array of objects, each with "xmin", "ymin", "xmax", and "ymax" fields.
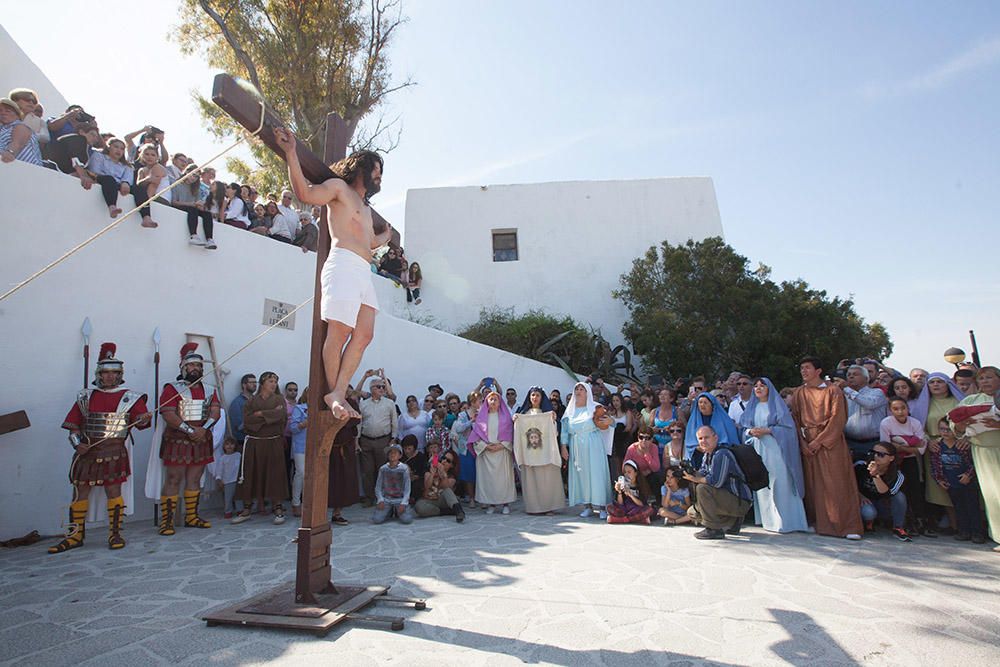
[{"xmin": 492, "ymin": 229, "xmax": 518, "ymax": 262}]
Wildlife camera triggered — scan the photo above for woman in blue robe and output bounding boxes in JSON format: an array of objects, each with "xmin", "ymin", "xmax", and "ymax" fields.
[
  {"xmin": 561, "ymin": 382, "xmax": 613, "ymax": 519},
  {"xmin": 684, "ymin": 391, "xmax": 740, "ymax": 464},
  {"xmin": 739, "ymin": 377, "xmax": 808, "ymax": 533}
]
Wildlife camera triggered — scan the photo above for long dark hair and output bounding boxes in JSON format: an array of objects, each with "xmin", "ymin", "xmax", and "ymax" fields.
[
  {"xmin": 206, "ymin": 181, "xmax": 226, "ymax": 212},
  {"xmin": 331, "ymin": 150, "xmax": 382, "ymax": 199}
]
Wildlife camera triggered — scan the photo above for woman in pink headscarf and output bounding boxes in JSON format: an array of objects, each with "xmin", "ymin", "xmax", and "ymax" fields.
[{"xmin": 468, "ymin": 390, "xmax": 516, "ymax": 514}]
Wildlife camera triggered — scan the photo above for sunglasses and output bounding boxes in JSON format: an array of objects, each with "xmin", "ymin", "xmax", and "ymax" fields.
[
  {"xmin": 669, "ymin": 429, "xmax": 683, "ymax": 434},
  {"xmin": 638, "ymin": 435, "xmax": 652, "ymax": 440},
  {"xmin": 872, "ymin": 451, "xmax": 892, "ymax": 458}
]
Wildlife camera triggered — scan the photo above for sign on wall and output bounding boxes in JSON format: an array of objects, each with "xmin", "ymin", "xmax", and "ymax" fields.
[{"xmin": 263, "ymin": 299, "xmax": 296, "ymax": 330}]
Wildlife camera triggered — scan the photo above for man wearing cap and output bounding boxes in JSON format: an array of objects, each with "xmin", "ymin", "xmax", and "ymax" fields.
[
  {"xmin": 154, "ymin": 343, "xmax": 221, "ymax": 536},
  {"xmin": 49, "ymin": 343, "xmax": 151, "ymax": 553},
  {"xmin": 358, "ymin": 375, "xmax": 398, "ymax": 506}
]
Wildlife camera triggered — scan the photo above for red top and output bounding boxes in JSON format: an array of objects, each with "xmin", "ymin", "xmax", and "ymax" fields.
[
  {"xmin": 159, "ymin": 382, "xmax": 219, "ymax": 411},
  {"xmin": 63, "ymin": 389, "xmax": 150, "ymax": 431},
  {"xmin": 624, "ymin": 441, "xmax": 661, "ymax": 476}
]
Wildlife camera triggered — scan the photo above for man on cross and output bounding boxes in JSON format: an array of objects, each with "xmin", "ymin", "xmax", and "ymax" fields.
[{"xmin": 273, "ymin": 127, "xmax": 391, "ymax": 420}]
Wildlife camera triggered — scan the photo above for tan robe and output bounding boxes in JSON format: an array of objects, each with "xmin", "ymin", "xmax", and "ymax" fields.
[{"xmin": 791, "ymin": 384, "xmax": 863, "ymax": 537}]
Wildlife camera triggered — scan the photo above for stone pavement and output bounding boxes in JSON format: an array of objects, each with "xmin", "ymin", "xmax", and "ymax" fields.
[{"xmin": 1, "ymin": 500, "xmax": 999, "ymax": 666}]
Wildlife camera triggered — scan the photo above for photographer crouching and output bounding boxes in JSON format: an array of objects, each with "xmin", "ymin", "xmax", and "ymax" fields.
[{"xmin": 682, "ymin": 425, "xmax": 753, "ymax": 540}]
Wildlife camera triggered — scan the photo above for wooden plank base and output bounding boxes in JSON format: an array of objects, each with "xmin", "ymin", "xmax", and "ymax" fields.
[{"xmin": 202, "ymin": 583, "xmax": 426, "ymax": 636}]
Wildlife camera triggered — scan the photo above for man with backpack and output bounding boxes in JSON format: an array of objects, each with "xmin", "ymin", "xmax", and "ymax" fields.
[{"xmin": 682, "ymin": 425, "xmax": 753, "ymax": 540}]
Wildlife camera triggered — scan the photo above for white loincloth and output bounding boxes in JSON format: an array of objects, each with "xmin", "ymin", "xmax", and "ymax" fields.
[{"xmin": 320, "ymin": 247, "xmax": 379, "ymax": 328}]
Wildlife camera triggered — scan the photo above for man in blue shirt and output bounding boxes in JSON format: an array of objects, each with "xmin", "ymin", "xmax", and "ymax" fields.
[
  {"xmin": 682, "ymin": 425, "xmax": 752, "ymax": 540},
  {"xmin": 228, "ymin": 374, "xmax": 257, "ymax": 444}
]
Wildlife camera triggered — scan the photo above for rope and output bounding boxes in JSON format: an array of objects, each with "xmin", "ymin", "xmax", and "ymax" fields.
[{"xmin": 2, "ymin": 102, "xmax": 268, "ymax": 303}]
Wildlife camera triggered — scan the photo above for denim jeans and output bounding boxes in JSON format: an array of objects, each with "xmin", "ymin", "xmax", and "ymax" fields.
[
  {"xmin": 860, "ymin": 492, "xmax": 907, "ymax": 529},
  {"xmin": 372, "ymin": 501, "xmax": 414, "ymax": 524}
]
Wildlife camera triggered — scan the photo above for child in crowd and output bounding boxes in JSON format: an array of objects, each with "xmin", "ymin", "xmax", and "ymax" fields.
[
  {"xmin": 215, "ymin": 437, "xmax": 242, "ymax": 519},
  {"xmin": 929, "ymin": 418, "xmax": 984, "ymax": 543},
  {"xmin": 856, "ymin": 442, "xmax": 911, "ymax": 542},
  {"xmin": 606, "ymin": 460, "xmax": 654, "ymax": 524},
  {"xmin": 407, "ymin": 261, "xmax": 423, "ymax": 305},
  {"xmin": 372, "ymin": 443, "xmax": 414, "ymax": 524},
  {"xmin": 133, "ymin": 143, "xmax": 168, "ymax": 228},
  {"xmin": 425, "ymin": 409, "xmax": 450, "ymax": 455},
  {"xmin": 401, "ymin": 435, "xmax": 427, "ymax": 504},
  {"xmin": 658, "ymin": 467, "xmax": 692, "ymax": 526},
  {"xmin": 880, "ymin": 397, "xmax": 932, "ymax": 535}
]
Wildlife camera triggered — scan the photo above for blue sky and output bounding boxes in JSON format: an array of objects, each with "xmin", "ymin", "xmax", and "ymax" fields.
[{"xmin": 6, "ymin": 2, "xmax": 999, "ymax": 373}]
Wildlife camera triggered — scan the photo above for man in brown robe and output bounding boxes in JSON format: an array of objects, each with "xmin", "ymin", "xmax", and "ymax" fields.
[
  {"xmin": 790, "ymin": 356, "xmax": 863, "ymax": 539},
  {"xmin": 328, "ymin": 394, "xmax": 360, "ymax": 525},
  {"xmin": 233, "ymin": 371, "xmax": 289, "ymax": 524}
]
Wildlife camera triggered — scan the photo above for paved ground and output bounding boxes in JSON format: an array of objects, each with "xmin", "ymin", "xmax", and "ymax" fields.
[{"xmin": 1, "ymin": 499, "xmax": 999, "ymax": 666}]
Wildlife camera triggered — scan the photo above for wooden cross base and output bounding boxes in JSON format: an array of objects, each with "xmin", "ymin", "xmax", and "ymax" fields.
[{"xmin": 202, "ymin": 583, "xmax": 427, "ymax": 637}]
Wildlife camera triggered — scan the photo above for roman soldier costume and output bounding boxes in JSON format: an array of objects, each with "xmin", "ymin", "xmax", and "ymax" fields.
[
  {"xmin": 49, "ymin": 343, "xmax": 150, "ymax": 553},
  {"xmin": 154, "ymin": 342, "xmax": 220, "ymax": 535}
]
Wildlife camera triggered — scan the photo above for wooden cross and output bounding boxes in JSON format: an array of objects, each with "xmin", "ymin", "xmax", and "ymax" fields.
[{"xmin": 211, "ymin": 75, "xmax": 395, "ymax": 607}]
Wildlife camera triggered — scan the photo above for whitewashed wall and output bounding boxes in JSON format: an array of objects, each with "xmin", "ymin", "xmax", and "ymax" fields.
[
  {"xmin": 0, "ymin": 25, "xmax": 69, "ymax": 119},
  {"xmin": 402, "ymin": 178, "xmax": 724, "ymax": 346},
  {"xmin": 0, "ymin": 162, "xmax": 579, "ymax": 539}
]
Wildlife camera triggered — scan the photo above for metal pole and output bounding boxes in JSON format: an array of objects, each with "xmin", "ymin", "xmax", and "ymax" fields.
[
  {"xmin": 81, "ymin": 318, "xmax": 92, "ymax": 388},
  {"xmin": 970, "ymin": 330, "xmax": 981, "ymax": 368}
]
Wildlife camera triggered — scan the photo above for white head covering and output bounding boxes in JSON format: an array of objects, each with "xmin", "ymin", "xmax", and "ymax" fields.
[{"xmin": 564, "ymin": 382, "xmax": 614, "ymax": 456}]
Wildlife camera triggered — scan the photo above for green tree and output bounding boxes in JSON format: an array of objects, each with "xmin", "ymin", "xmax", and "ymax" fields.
[
  {"xmin": 614, "ymin": 237, "xmax": 892, "ymax": 388},
  {"xmin": 173, "ymin": 0, "xmax": 412, "ymax": 190}
]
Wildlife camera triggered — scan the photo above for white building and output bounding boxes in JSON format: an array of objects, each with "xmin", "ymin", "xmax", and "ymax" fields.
[
  {"xmin": 402, "ymin": 178, "xmax": 724, "ymax": 347},
  {"xmin": 0, "ymin": 28, "xmax": 574, "ymax": 539}
]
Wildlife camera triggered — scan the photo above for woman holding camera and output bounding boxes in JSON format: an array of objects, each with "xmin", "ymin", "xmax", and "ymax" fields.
[{"xmin": 606, "ymin": 460, "xmax": 653, "ymax": 524}]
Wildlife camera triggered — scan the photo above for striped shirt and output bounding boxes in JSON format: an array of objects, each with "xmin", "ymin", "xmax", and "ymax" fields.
[
  {"xmin": 699, "ymin": 448, "xmax": 752, "ymax": 502},
  {"xmin": 0, "ymin": 120, "xmax": 43, "ymax": 166}
]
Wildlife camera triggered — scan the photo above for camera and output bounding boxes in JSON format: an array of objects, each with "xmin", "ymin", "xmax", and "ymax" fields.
[
  {"xmin": 76, "ymin": 111, "xmax": 95, "ymax": 124},
  {"xmin": 677, "ymin": 460, "xmax": 696, "ymax": 477},
  {"xmin": 615, "ymin": 475, "xmax": 627, "ymax": 490}
]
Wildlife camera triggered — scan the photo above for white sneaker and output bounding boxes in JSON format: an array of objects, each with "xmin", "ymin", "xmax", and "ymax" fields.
[
  {"xmin": 189, "ymin": 235, "xmax": 205, "ymax": 246},
  {"xmin": 485, "ymin": 506, "xmax": 495, "ymax": 515},
  {"xmin": 273, "ymin": 513, "xmax": 286, "ymax": 525},
  {"xmin": 598, "ymin": 510, "xmax": 608, "ymax": 520},
  {"xmin": 501, "ymin": 505, "xmax": 510, "ymax": 515},
  {"xmin": 204, "ymin": 239, "xmax": 217, "ymax": 250},
  {"xmin": 845, "ymin": 533, "xmax": 862, "ymax": 541},
  {"xmin": 231, "ymin": 512, "xmax": 251, "ymax": 524},
  {"xmin": 579, "ymin": 508, "xmax": 593, "ymax": 518}
]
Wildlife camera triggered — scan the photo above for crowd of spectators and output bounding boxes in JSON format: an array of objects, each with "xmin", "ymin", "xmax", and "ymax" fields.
[
  {"xmin": 208, "ymin": 356, "xmax": 999, "ymax": 552},
  {"xmin": 0, "ymin": 88, "xmax": 323, "ymax": 253},
  {"xmin": 2, "ymin": 87, "xmax": 428, "ymax": 296}
]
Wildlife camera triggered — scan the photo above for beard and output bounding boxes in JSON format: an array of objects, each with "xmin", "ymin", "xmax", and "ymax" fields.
[
  {"xmin": 184, "ymin": 370, "xmax": 202, "ymax": 384},
  {"xmin": 363, "ymin": 171, "xmax": 381, "ymax": 199}
]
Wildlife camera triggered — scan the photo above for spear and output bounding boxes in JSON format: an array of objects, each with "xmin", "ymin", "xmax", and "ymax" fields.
[
  {"xmin": 81, "ymin": 317, "xmax": 92, "ymax": 389},
  {"xmin": 152, "ymin": 327, "xmax": 161, "ymax": 427}
]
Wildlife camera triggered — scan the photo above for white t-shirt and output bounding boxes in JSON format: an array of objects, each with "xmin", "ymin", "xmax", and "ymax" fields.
[{"xmin": 269, "ymin": 212, "xmax": 297, "ymax": 240}]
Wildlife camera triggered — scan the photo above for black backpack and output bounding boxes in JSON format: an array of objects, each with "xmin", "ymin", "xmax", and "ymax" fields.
[{"xmin": 729, "ymin": 444, "xmax": 769, "ymax": 491}]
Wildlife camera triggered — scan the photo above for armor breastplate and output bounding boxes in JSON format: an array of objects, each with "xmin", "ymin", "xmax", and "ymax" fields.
[
  {"xmin": 178, "ymin": 398, "xmax": 208, "ymax": 422},
  {"xmin": 77, "ymin": 389, "xmax": 142, "ymax": 439},
  {"xmin": 83, "ymin": 412, "xmax": 131, "ymax": 439},
  {"xmin": 170, "ymin": 382, "xmax": 210, "ymax": 423}
]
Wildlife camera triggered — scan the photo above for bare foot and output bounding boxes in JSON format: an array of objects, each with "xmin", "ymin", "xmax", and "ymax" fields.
[
  {"xmin": 141, "ymin": 216, "xmax": 158, "ymax": 228},
  {"xmin": 109, "ymin": 205, "xmax": 122, "ymax": 218},
  {"xmin": 324, "ymin": 391, "xmax": 360, "ymax": 420}
]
